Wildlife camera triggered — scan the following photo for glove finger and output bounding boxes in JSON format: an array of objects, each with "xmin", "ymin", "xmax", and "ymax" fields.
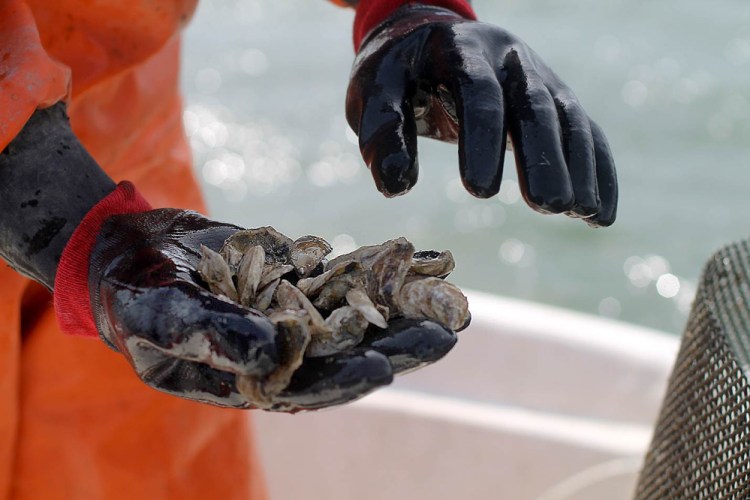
[
  {"xmin": 358, "ymin": 318, "xmax": 458, "ymax": 375},
  {"xmin": 449, "ymin": 59, "xmax": 507, "ymax": 198},
  {"xmin": 552, "ymin": 93, "xmax": 600, "ymax": 218},
  {"xmin": 347, "ymin": 55, "xmax": 418, "ymax": 197},
  {"xmin": 270, "ymin": 350, "xmax": 393, "ymax": 412},
  {"xmin": 503, "ymin": 52, "xmax": 574, "ymax": 214},
  {"xmin": 129, "ymin": 343, "xmax": 394, "ymax": 412},
  {"xmin": 102, "ymin": 280, "xmax": 278, "ymax": 378},
  {"xmin": 587, "ymin": 119, "xmax": 619, "ymax": 227},
  {"xmin": 123, "ymin": 318, "xmax": 457, "ymax": 410},
  {"xmin": 132, "ymin": 346, "xmax": 251, "ymax": 408},
  {"xmin": 166, "ymin": 210, "xmax": 241, "ymax": 252}
]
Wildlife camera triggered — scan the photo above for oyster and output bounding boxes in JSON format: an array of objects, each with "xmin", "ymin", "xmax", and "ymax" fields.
[
  {"xmin": 258, "ymin": 264, "xmax": 295, "ymax": 290},
  {"xmin": 198, "ymin": 245, "xmax": 238, "ymax": 302},
  {"xmin": 327, "ymin": 238, "xmax": 414, "ymax": 310},
  {"xmin": 296, "ymin": 261, "xmax": 362, "ymax": 299},
  {"xmin": 255, "ymin": 278, "xmax": 281, "ymax": 312},
  {"xmin": 199, "ymin": 227, "xmax": 470, "ymax": 403},
  {"xmin": 345, "ymin": 288, "xmax": 387, "ymax": 329},
  {"xmin": 275, "ymin": 280, "xmax": 329, "ymax": 335},
  {"xmin": 311, "ymin": 263, "xmax": 368, "ymax": 312},
  {"xmin": 291, "ymin": 235, "xmax": 332, "ymax": 277},
  {"xmin": 236, "ymin": 245, "xmax": 265, "ymax": 307},
  {"xmin": 220, "ymin": 244, "xmax": 244, "ymax": 275},
  {"xmin": 222, "ymin": 226, "xmax": 294, "ymax": 265},
  {"xmin": 410, "ymin": 250, "xmax": 455, "ymax": 278},
  {"xmin": 376, "ymin": 304, "xmax": 390, "ymax": 323},
  {"xmin": 368, "ymin": 238, "xmax": 415, "ymax": 310},
  {"xmin": 275, "ymin": 279, "xmax": 364, "ymax": 357},
  {"xmin": 399, "ymin": 277, "xmax": 469, "ymax": 331},
  {"xmin": 310, "ymin": 306, "xmax": 368, "ymax": 357},
  {"xmin": 326, "ymin": 243, "xmax": 384, "ymax": 270},
  {"xmin": 237, "ymin": 309, "xmax": 311, "ymax": 409}
]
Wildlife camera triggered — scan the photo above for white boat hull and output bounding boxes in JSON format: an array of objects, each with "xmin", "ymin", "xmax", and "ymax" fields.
[{"xmin": 254, "ymin": 290, "xmax": 679, "ymax": 499}]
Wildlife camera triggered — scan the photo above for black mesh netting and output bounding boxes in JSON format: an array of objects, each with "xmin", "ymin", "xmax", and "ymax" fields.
[{"xmin": 635, "ymin": 241, "xmax": 750, "ymax": 499}]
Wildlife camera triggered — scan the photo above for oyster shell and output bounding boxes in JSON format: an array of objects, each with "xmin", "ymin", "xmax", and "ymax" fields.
[
  {"xmin": 222, "ymin": 227, "xmax": 294, "ymax": 265},
  {"xmin": 198, "ymin": 245, "xmax": 238, "ymax": 302},
  {"xmin": 345, "ymin": 288, "xmax": 388, "ymax": 329},
  {"xmin": 376, "ymin": 304, "xmax": 390, "ymax": 323},
  {"xmin": 220, "ymin": 244, "xmax": 244, "ymax": 275},
  {"xmin": 255, "ymin": 278, "xmax": 281, "ymax": 312},
  {"xmin": 319, "ymin": 238, "xmax": 414, "ymax": 311},
  {"xmin": 236, "ymin": 309, "xmax": 311, "ymax": 409},
  {"xmin": 199, "ymin": 227, "xmax": 471, "ymax": 404},
  {"xmin": 276, "ymin": 279, "xmax": 379, "ymax": 358},
  {"xmin": 368, "ymin": 238, "xmax": 415, "ymax": 310},
  {"xmin": 291, "ymin": 235, "xmax": 332, "ymax": 277},
  {"xmin": 258, "ymin": 264, "xmax": 295, "ymax": 290},
  {"xmin": 326, "ymin": 243, "xmax": 384, "ymax": 270},
  {"xmin": 410, "ymin": 250, "xmax": 455, "ymax": 277},
  {"xmin": 275, "ymin": 280, "xmax": 329, "ymax": 333},
  {"xmin": 296, "ymin": 261, "xmax": 362, "ymax": 299},
  {"xmin": 399, "ymin": 277, "xmax": 469, "ymax": 331},
  {"xmin": 308, "ymin": 306, "xmax": 368, "ymax": 357},
  {"xmin": 236, "ymin": 245, "xmax": 265, "ymax": 307},
  {"xmin": 311, "ymin": 263, "xmax": 368, "ymax": 312}
]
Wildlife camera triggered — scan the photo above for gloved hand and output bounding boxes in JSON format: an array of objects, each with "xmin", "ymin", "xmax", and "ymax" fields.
[
  {"xmin": 1, "ymin": 105, "xmax": 457, "ymax": 412},
  {"xmin": 80, "ymin": 203, "xmax": 457, "ymax": 411},
  {"xmin": 347, "ymin": 4, "xmax": 618, "ymax": 227}
]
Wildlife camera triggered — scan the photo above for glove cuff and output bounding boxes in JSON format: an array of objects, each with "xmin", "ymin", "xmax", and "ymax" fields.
[
  {"xmin": 354, "ymin": 0, "xmax": 477, "ymax": 51},
  {"xmin": 54, "ymin": 181, "xmax": 152, "ymax": 338}
]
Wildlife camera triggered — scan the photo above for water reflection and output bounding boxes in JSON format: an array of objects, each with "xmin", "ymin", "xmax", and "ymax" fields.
[
  {"xmin": 499, "ymin": 239, "xmax": 535, "ymax": 268},
  {"xmin": 239, "ymin": 49, "xmax": 269, "ymax": 76},
  {"xmin": 598, "ymin": 297, "xmax": 622, "ymax": 318},
  {"xmin": 726, "ymin": 37, "xmax": 750, "ymax": 66},
  {"xmin": 195, "ymin": 68, "xmax": 222, "ymax": 94},
  {"xmin": 181, "ymin": 0, "xmax": 746, "ymax": 334},
  {"xmin": 498, "ymin": 179, "xmax": 521, "ymax": 205},
  {"xmin": 186, "ymin": 105, "xmax": 302, "ymax": 199},
  {"xmin": 622, "ymin": 254, "xmax": 696, "ymax": 315},
  {"xmin": 329, "ymin": 233, "xmax": 357, "ymax": 259},
  {"xmin": 307, "ymin": 141, "xmax": 360, "ymax": 187},
  {"xmin": 454, "ymin": 206, "xmax": 505, "ymax": 233},
  {"xmin": 655, "ymin": 274, "xmax": 680, "ymax": 299}
]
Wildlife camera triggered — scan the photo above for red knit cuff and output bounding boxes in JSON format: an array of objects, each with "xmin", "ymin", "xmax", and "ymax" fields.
[
  {"xmin": 354, "ymin": 0, "xmax": 476, "ymax": 52},
  {"xmin": 54, "ymin": 181, "xmax": 152, "ymax": 338}
]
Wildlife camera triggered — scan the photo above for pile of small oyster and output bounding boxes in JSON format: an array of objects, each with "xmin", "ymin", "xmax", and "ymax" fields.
[{"xmin": 197, "ymin": 227, "xmax": 469, "ymax": 408}]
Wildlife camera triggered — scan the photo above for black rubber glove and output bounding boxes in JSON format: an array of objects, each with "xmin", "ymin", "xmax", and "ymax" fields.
[
  {"xmin": 89, "ymin": 209, "xmax": 457, "ymax": 410},
  {"xmin": 347, "ymin": 5, "xmax": 618, "ymax": 226},
  {"xmin": 0, "ymin": 104, "xmax": 457, "ymax": 411}
]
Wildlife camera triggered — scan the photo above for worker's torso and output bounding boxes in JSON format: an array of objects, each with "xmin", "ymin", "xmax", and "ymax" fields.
[{"xmin": 0, "ymin": 2, "xmax": 268, "ymax": 498}]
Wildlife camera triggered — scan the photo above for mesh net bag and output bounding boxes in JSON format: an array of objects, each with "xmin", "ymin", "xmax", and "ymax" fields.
[{"xmin": 635, "ymin": 241, "xmax": 750, "ymax": 499}]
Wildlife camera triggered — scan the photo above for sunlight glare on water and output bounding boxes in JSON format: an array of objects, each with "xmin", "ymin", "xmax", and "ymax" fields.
[{"xmin": 182, "ymin": 0, "xmax": 750, "ymax": 334}]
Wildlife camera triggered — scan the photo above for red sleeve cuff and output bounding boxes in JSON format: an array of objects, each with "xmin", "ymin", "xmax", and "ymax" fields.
[
  {"xmin": 354, "ymin": 0, "xmax": 476, "ymax": 52},
  {"xmin": 54, "ymin": 181, "xmax": 152, "ymax": 338}
]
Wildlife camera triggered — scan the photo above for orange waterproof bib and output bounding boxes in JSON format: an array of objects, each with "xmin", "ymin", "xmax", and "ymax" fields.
[{"xmin": 0, "ymin": 0, "xmax": 307, "ymax": 497}]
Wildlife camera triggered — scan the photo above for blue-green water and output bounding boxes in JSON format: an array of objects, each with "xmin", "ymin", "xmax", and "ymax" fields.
[{"xmin": 181, "ymin": 0, "xmax": 750, "ymax": 334}]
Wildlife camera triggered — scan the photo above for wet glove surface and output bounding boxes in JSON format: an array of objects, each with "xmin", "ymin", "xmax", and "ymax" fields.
[
  {"xmin": 2, "ymin": 105, "xmax": 457, "ymax": 412},
  {"xmin": 347, "ymin": 5, "xmax": 618, "ymax": 226},
  {"xmin": 88, "ymin": 209, "xmax": 457, "ymax": 410}
]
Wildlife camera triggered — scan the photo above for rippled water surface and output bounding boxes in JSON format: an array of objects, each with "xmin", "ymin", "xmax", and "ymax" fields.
[{"xmin": 182, "ymin": 0, "xmax": 750, "ymax": 334}]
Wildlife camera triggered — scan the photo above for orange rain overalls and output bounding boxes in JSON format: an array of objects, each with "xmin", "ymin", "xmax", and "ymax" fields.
[{"xmin": 0, "ymin": 0, "xmax": 351, "ymax": 498}]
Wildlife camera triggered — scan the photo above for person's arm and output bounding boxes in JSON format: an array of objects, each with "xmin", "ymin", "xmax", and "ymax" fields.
[
  {"xmin": 0, "ymin": 2, "xmax": 456, "ymax": 411},
  {"xmin": 0, "ymin": 105, "xmax": 115, "ymax": 286},
  {"xmin": 333, "ymin": 0, "xmax": 617, "ymax": 226}
]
